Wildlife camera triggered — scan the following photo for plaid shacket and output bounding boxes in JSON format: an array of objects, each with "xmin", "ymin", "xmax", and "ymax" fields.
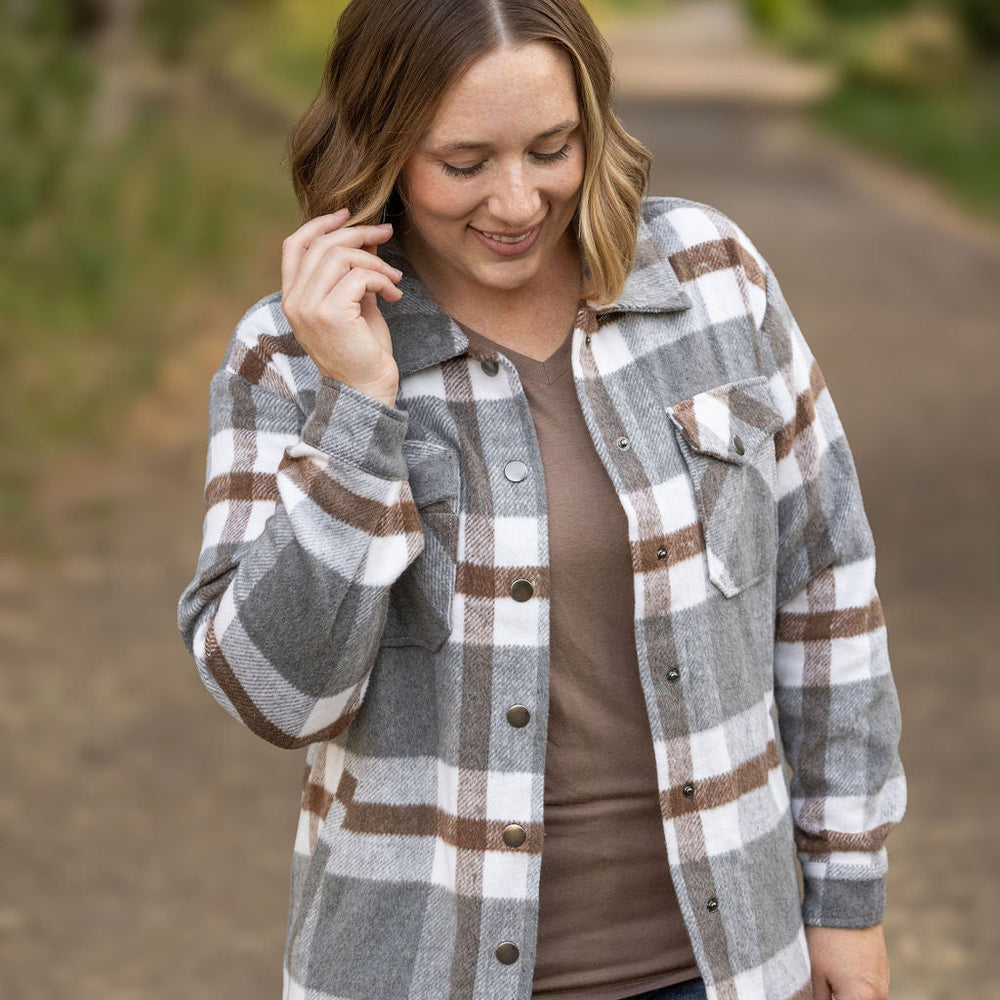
[{"xmin": 178, "ymin": 196, "xmax": 906, "ymax": 1000}]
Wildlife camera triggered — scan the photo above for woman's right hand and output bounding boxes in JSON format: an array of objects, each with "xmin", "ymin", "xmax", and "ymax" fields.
[{"xmin": 281, "ymin": 208, "xmax": 404, "ymax": 408}]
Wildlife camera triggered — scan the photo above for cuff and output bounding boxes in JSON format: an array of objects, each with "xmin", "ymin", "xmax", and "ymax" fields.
[
  {"xmin": 800, "ymin": 851, "xmax": 888, "ymax": 928},
  {"xmin": 302, "ymin": 377, "xmax": 408, "ymax": 481}
]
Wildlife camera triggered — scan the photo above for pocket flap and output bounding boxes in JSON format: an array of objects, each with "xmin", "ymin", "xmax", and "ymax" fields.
[
  {"xmin": 403, "ymin": 440, "xmax": 460, "ymax": 508},
  {"xmin": 668, "ymin": 376, "xmax": 784, "ymax": 464}
]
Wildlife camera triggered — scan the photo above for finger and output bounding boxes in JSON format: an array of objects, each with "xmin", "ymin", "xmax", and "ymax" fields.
[
  {"xmin": 325, "ymin": 268, "xmax": 404, "ymax": 313},
  {"xmin": 290, "ymin": 247, "xmax": 402, "ymax": 315},
  {"xmin": 293, "ymin": 252, "xmax": 402, "ymax": 318},
  {"xmin": 282, "ymin": 213, "xmax": 393, "ymax": 287},
  {"xmin": 313, "ymin": 247, "xmax": 402, "ymax": 288},
  {"xmin": 305, "ymin": 223, "xmax": 394, "ymax": 253},
  {"xmin": 281, "ymin": 209, "xmax": 350, "ymax": 292},
  {"xmin": 288, "ymin": 223, "xmax": 395, "ymax": 294}
]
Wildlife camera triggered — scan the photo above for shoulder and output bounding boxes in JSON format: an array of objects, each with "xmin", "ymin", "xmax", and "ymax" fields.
[
  {"xmin": 639, "ymin": 195, "xmax": 769, "ymax": 273},
  {"xmin": 637, "ymin": 196, "xmax": 773, "ymax": 327},
  {"xmin": 217, "ymin": 292, "xmax": 315, "ymax": 404}
]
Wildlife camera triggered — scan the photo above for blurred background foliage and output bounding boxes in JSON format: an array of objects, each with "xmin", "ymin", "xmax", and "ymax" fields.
[
  {"xmin": 0, "ymin": 0, "xmax": 335, "ymax": 524},
  {"xmin": 740, "ymin": 0, "xmax": 999, "ymax": 218},
  {"xmin": 0, "ymin": 0, "xmax": 997, "ymax": 529}
]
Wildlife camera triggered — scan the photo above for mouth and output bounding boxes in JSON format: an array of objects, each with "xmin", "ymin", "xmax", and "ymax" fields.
[
  {"xmin": 470, "ymin": 223, "xmax": 542, "ymax": 257},
  {"xmin": 479, "ymin": 230, "xmax": 533, "ymax": 244}
]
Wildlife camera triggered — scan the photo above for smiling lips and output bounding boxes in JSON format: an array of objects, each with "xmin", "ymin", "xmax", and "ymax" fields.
[
  {"xmin": 481, "ymin": 230, "xmax": 531, "ymax": 244},
  {"xmin": 471, "ymin": 223, "xmax": 542, "ymax": 257}
]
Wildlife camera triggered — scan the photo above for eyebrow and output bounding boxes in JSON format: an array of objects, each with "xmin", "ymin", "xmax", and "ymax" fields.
[{"xmin": 434, "ymin": 119, "xmax": 579, "ymax": 154}]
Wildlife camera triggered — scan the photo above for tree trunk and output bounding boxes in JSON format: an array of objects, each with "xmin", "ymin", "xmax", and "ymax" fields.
[{"xmin": 88, "ymin": 0, "xmax": 144, "ymax": 146}]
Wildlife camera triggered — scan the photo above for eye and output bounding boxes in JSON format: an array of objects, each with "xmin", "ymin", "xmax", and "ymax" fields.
[
  {"xmin": 533, "ymin": 143, "xmax": 571, "ymax": 164},
  {"xmin": 441, "ymin": 161, "xmax": 486, "ymax": 179}
]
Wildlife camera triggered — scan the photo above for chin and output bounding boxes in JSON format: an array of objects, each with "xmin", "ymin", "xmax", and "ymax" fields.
[{"xmin": 469, "ymin": 257, "xmax": 542, "ymax": 293}]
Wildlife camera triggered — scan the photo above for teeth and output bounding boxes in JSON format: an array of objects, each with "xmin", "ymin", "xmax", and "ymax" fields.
[{"xmin": 482, "ymin": 230, "xmax": 531, "ymax": 244}]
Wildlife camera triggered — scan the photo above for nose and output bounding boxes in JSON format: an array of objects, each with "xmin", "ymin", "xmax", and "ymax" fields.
[{"xmin": 485, "ymin": 162, "xmax": 542, "ymax": 229}]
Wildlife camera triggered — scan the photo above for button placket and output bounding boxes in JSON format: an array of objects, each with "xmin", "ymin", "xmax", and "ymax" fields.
[{"xmin": 476, "ymin": 353, "xmax": 531, "ymax": 980}]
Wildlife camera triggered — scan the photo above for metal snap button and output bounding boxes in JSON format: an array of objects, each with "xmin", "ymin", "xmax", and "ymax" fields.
[
  {"xmin": 504, "ymin": 460, "xmax": 528, "ymax": 483},
  {"xmin": 506, "ymin": 705, "xmax": 530, "ymax": 728},
  {"xmin": 682, "ymin": 783, "xmax": 695, "ymax": 798},
  {"xmin": 502, "ymin": 824, "xmax": 527, "ymax": 848},
  {"xmin": 510, "ymin": 579, "xmax": 534, "ymax": 602},
  {"xmin": 616, "ymin": 436, "xmax": 630, "ymax": 450},
  {"xmin": 481, "ymin": 359, "xmax": 500, "ymax": 376},
  {"xmin": 733, "ymin": 434, "xmax": 745, "ymax": 456},
  {"xmin": 706, "ymin": 897, "xmax": 719, "ymax": 912},
  {"xmin": 666, "ymin": 668, "xmax": 681, "ymax": 683},
  {"xmin": 495, "ymin": 942, "xmax": 520, "ymax": 964},
  {"xmin": 656, "ymin": 547, "xmax": 667, "ymax": 561}
]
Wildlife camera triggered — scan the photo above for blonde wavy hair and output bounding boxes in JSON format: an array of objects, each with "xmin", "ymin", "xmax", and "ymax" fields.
[{"xmin": 288, "ymin": 0, "xmax": 651, "ymax": 305}]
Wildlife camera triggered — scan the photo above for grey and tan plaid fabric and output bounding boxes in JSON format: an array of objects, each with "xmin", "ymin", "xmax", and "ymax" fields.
[{"xmin": 178, "ymin": 196, "xmax": 905, "ymax": 1000}]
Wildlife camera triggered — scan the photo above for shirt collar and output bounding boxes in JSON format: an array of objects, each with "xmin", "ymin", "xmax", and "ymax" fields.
[
  {"xmin": 379, "ymin": 238, "xmax": 469, "ymax": 377},
  {"xmin": 592, "ymin": 212, "xmax": 693, "ymax": 317},
  {"xmin": 378, "ymin": 213, "xmax": 692, "ymax": 376}
]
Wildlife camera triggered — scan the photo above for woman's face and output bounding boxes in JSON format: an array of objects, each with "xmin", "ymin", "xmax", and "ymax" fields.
[{"xmin": 397, "ymin": 42, "xmax": 585, "ymax": 299}]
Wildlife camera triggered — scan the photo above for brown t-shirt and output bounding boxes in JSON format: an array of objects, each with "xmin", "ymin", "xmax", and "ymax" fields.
[{"xmin": 461, "ymin": 323, "xmax": 700, "ymax": 1000}]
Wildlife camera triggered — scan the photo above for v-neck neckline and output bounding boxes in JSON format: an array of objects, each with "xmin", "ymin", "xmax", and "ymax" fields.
[{"xmin": 459, "ymin": 321, "xmax": 574, "ymax": 387}]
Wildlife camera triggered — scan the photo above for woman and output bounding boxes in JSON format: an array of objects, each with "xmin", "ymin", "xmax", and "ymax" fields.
[{"xmin": 178, "ymin": 1, "xmax": 906, "ymax": 998}]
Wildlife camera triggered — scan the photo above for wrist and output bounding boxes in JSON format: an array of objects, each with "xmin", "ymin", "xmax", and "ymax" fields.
[
  {"xmin": 305, "ymin": 378, "xmax": 408, "ymax": 480},
  {"xmin": 315, "ymin": 374, "xmax": 397, "ymax": 410}
]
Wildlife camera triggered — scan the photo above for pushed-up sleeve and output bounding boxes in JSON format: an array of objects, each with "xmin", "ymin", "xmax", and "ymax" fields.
[
  {"xmin": 754, "ymin": 256, "xmax": 906, "ymax": 929},
  {"xmin": 177, "ymin": 297, "xmax": 424, "ymax": 748}
]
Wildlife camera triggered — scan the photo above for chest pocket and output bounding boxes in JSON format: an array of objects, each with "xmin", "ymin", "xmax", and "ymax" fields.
[
  {"xmin": 381, "ymin": 439, "xmax": 460, "ymax": 651},
  {"xmin": 668, "ymin": 376, "xmax": 784, "ymax": 598}
]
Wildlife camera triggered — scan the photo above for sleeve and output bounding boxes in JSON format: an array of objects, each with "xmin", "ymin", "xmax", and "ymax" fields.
[
  {"xmin": 176, "ymin": 299, "xmax": 424, "ymax": 749},
  {"xmin": 758, "ymin": 255, "xmax": 907, "ymax": 928}
]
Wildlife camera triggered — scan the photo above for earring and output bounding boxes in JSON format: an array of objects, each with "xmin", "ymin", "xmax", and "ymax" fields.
[{"xmin": 381, "ymin": 187, "xmax": 405, "ymax": 226}]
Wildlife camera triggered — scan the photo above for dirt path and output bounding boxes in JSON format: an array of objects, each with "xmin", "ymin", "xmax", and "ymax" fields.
[{"xmin": 2, "ymin": 5, "xmax": 998, "ymax": 997}]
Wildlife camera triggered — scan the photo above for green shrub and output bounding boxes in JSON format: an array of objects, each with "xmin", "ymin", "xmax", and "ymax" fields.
[
  {"xmin": 816, "ymin": 0, "xmax": 914, "ymax": 19},
  {"xmin": 955, "ymin": 0, "xmax": 1000, "ymax": 53}
]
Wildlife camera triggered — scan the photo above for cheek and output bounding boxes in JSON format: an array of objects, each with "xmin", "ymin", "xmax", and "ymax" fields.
[
  {"xmin": 408, "ymin": 172, "xmax": 480, "ymax": 223},
  {"xmin": 553, "ymin": 155, "xmax": 585, "ymax": 205}
]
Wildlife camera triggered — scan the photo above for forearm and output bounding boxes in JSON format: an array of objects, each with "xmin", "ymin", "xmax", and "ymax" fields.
[
  {"xmin": 774, "ymin": 558, "xmax": 904, "ymax": 926},
  {"xmin": 178, "ymin": 370, "xmax": 423, "ymax": 748},
  {"xmin": 754, "ymin": 247, "xmax": 905, "ymax": 921}
]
